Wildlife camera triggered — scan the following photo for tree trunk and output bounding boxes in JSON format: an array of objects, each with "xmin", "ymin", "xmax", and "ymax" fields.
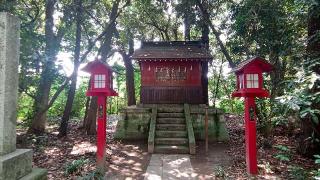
[
  {"xmin": 123, "ymin": 55, "xmax": 136, "ymax": 106},
  {"xmin": 83, "ymin": 0, "xmax": 120, "ymax": 134},
  {"xmin": 269, "ymin": 49, "xmax": 286, "ymax": 100},
  {"xmin": 80, "ymin": 96, "xmax": 90, "ymax": 129},
  {"xmin": 184, "ymin": 0, "xmax": 191, "ymax": 41},
  {"xmin": 184, "ymin": 16, "xmax": 190, "ymax": 41},
  {"xmin": 29, "ymin": 0, "xmax": 57, "ymax": 134},
  {"xmin": 201, "ymin": 22, "xmax": 209, "ymax": 105},
  {"xmin": 122, "ymin": 36, "xmax": 136, "ymax": 106},
  {"xmin": 58, "ymin": 0, "xmax": 82, "ymax": 137},
  {"xmin": 195, "ymin": 0, "xmax": 235, "ymax": 68},
  {"xmin": 84, "ymin": 97, "xmax": 97, "ymax": 135}
]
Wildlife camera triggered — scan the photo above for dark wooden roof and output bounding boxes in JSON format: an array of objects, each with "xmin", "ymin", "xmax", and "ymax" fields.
[
  {"xmin": 81, "ymin": 59, "xmax": 112, "ymax": 73},
  {"xmin": 232, "ymin": 56, "xmax": 273, "ymax": 73},
  {"xmin": 131, "ymin": 41, "xmax": 213, "ymax": 61}
]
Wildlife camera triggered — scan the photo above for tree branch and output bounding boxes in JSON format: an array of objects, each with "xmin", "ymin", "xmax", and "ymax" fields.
[
  {"xmin": 40, "ymin": 76, "xmax": 72, "ymax": 114},
  {"xmin": 19, "ymin": 85, "xmax": 36, "ymax": 99},
  {"xmin": 36, "ymin": 0, "xmax": 131, "ymax": 116},
  {"xmin": 195, "ymin": 0, "xmax": 235, "ymax": 68}
]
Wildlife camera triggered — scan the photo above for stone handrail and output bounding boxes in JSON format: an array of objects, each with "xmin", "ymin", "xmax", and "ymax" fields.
[
  {"xmin": 184, "ymin": 104, "xmax": 196, "ymax": 154},
  {"xmin": 148, "ymin": 106, "xmax": 157, "ymax": 153}
]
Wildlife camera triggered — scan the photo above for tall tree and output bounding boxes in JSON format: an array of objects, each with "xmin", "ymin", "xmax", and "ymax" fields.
[
  {"xmin": 29, "ymin": 0, "xmax": 72, "ymax": 134},
  {"xmin": 118, "ymin": 30, "xmax": 136, "ymax": 106},
  {"xmin": 195, "ymin": 0, "xmax": 235, "ymax": 68},
  {"xmin": 175, "ymin": 0, "xmax": 196, "ymax": 41},
  {"xmin": 201, "ymin": 17, "xmax": 210, "ymax": 105},
  {"xmin": 58, "ymin": 0, "xmax": 83, "ymax": 137},
  {"xmin": 83, "ymin": 0, "xmax": 122, "ymax": 135}
]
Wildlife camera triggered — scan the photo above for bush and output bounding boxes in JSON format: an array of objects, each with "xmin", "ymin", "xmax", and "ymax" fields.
[
  {"xmin": 65, "ymin": 158, "xmax": 89, "ymax": 175},
  {"xmin": 288, "ymin": 166, "xmax": 307, "ymax": 180},
  {"xmin": 274, "ymin": 145, "xmax": 291, "ymax": 162}
]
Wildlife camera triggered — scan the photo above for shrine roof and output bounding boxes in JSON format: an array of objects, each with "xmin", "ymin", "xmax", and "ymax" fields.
[
  {"xmin": 232, "ymin": 56, "xmax": 273, "ymax": 73},
  {"xmin": 131, "ymin": 41, "xmax": 213, "ymax": 61},
  {"xmin": 81, "ymin": 59, "xmax": 112, "ymax": 73}
]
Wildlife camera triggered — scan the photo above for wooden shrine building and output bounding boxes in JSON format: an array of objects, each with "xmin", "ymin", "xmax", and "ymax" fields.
[{"xmin": 131, "ymin": 41, "xmax": 213, "ymax": 104}]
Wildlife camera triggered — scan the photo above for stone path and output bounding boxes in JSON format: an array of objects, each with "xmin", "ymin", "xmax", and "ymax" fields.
[{"xmin": 144, "ymin": 154, "xmax": 197, "ymax": 180}]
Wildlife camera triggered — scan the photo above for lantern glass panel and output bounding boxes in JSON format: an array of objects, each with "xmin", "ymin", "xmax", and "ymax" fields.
[
  {"xmin": 94, "ymin": 74, "xmax": 106, "ymax": 88},
  {"xmin": 239, "ymin": 74, "xmax": 244, "ymax": 89},
  {"xmin": 246, "ymin": 74, "xmax": 259, "ymax": 88}
]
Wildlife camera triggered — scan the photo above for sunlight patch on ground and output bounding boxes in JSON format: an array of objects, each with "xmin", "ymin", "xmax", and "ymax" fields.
[
  {"xmin": 70, "ymin": 141, "xmax": 96, "ymax": 155},
  {"xmin": 44, "ymin": 147, "xmax": 62, "ymax": 155}
]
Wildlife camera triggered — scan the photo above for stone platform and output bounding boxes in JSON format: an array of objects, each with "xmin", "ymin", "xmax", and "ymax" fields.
[{"xmin": 114, "ymin": 104, "xmax": 229, "ymax": 142}]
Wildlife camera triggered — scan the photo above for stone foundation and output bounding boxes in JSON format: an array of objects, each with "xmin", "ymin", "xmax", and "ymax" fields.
[
  {"xmin": 114, "ymin": 106, "xmax": 151, "ymax": 140},
  {"xmin": 0, "ymin": 149, "xmax": 32, "ymax": 179},
  {"xmin": 114, "ymin": 104, "xmax": 229, "ymax": 142}
]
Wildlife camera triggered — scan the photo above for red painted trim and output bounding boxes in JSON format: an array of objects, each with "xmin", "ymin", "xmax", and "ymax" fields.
[
  {"xmin": 96, "ymin": 96, "xmax": 107, "ymax": 170},
  {"xmin": 244, "ymin": 97, "xmax": 258, "ymax": 174}
]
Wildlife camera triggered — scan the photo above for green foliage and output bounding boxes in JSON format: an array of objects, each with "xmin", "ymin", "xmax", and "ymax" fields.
[
  {"xmin": 274, "ymin": 154, "xmax": 290, "ymax": 162},
  {"xmin": 78, "ymin": 169, "xmax": 104, "ymax": 180},
  {"xmin": 274, "ymin": 145, "xmax": 291, "ymax": 162},
  {"xmin": 48, "ymin": 82, "xmax": 67, "ymax": 118},
  {"xmin": 275, "ymin": 145, "xmax": 290, "ymax": 152},
  {"xmin": 217, "ymin": 97, "xmax": 244, "ymax": 114},
  {"xmin": 288, "ymin": 166, "xmax": 308, "ymax": 180},
  {"xmin": 65, "ymin": 158, "xmax": 89, "ymax": 175},
  {"xmin": 271, "ymin": 116, "xmax": 289, "ymax": 127},
  {"xmin": 71, "ymin": 80, "xmax": 89, "ymax": 118},
  {"xmin": 315, "ymin": 155, "xmax": 320, "ymax": 164},
  {"xmin": 17, "ymin": 93, "xmax": 34, "ymax": 122},
  {"xmin": 214, "ymin": 166, "xmax": 226, "ymax": 178}
]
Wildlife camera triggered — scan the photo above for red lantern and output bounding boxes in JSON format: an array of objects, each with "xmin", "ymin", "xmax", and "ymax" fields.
[
  {"xmin": 82, "ymin": 59, "xmax": 118, "ymax": 172},
  {"xmin": 231, "ymin": 57, "xmax": 273, "ymax": 175},
  {"xmin": 82, "ymin": 59, "xmax": 118, "ymax": 97},
  {"xmin": 232, "ymin": 57, "xmax": 273, "ymax": 98}
]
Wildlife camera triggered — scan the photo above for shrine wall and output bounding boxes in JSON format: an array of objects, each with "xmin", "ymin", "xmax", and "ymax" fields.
[{"xmin": 140, "ymin": 61, "xmax": 201, "ymax": 86}]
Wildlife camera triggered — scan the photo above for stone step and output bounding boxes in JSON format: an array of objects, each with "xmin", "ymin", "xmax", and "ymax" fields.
[
  {"xmin": 156, "ymin": 130, "xmax": 187, "ymax": 138},
  {"xmin": 157, "ymin": 113, "xmax": 184, "ymax": 118},
  {"xmin": 157, "ymin": 118, "xmax": 185, "ymax": 124},
  {"xmin": 156, "ymin": 124, "xmax": 186, "ymax": 131},
  {"xmin": 155, "ymin": 138, "xmax": 188, "ymax": 145},
  {"xmin": 157, "ymin": 107, "xmax": 184, "ymax": 113},
  {"xmin": 154, "ymin": 145, "xmax": 189, "ymax": 154}
]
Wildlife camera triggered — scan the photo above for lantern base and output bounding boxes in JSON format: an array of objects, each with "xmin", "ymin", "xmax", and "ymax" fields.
[
  {"xmin": 86, "ymin": 90, "xmax": 118, "ymax": 97},
  {"xmin": 232, "ymin": 89, "xmax": 269, "ymax": 98}
]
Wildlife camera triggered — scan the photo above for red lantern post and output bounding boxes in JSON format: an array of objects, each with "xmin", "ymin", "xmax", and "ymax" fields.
[
  {"xmin": 82, "ymin": 59, "xmax": 118, "ymax": 172},
  {"xmin": 231, "ymin": 57, "xmax": 273, "ymax": 175}
]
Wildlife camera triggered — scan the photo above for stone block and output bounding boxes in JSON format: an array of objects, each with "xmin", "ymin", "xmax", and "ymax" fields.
[
  {"xmin": 0, "ymin": 149, "xmax": 32, "ymax": 180},
  {"xmin": 0, "ymin": 12, "xmax": 20, "ymax": 156},
  {"xmin": 190, "ymin": 110, "xmax": 229, "ymax": 142},
  {"xmin": 114, "ymin": 108, "xmax": 151, "ymax": 140},
  {"xmin": 20, "ymin": 168, "xmax": 47, "ymax": 180}
]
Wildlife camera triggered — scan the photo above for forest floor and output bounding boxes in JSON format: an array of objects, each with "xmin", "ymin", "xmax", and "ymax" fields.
[{"xmin": 16, "ymin": 114, "xmax": 319, "ymax": 179}]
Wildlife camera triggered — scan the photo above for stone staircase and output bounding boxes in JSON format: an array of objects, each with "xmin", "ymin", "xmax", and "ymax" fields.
[{"xmin": 153, "ymin": 106, "xmax": 191, "ymax": 154}]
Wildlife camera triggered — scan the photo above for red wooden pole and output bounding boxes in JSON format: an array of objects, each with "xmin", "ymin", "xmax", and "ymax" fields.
[
  {"xmin": 244, "ymin": 97, "xmax": 258, "ymax": 175},
  {"xmin": 96, "ymin": 96, "xmax": 107, "ymax": 172}
]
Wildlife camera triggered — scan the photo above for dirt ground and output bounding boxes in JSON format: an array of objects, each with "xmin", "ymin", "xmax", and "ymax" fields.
[
  {"xmin": 190, "ymin": 142, "xmax": 231, "ymax": 179},
  {"xmin": 16, "ymin": 117, "xmax": 151, "ymax": 180},
  {"xmin": 16, "ymin": 114, "xmax": 318, "ymax": 179}
]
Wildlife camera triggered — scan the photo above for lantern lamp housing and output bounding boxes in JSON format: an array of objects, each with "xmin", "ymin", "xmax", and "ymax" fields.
[
  {"xmin": 82, "ymin": 59, "xmax": 118, "ymax": 97},
  {"xmin": 231, "ymin": 57, "xmax": 273, "ymax": 98}
]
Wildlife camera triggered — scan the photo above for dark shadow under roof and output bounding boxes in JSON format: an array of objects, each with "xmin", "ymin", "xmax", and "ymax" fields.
[{"xmin": 131, "ymin": 41, "xmax": 213, "ymax": 61}]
